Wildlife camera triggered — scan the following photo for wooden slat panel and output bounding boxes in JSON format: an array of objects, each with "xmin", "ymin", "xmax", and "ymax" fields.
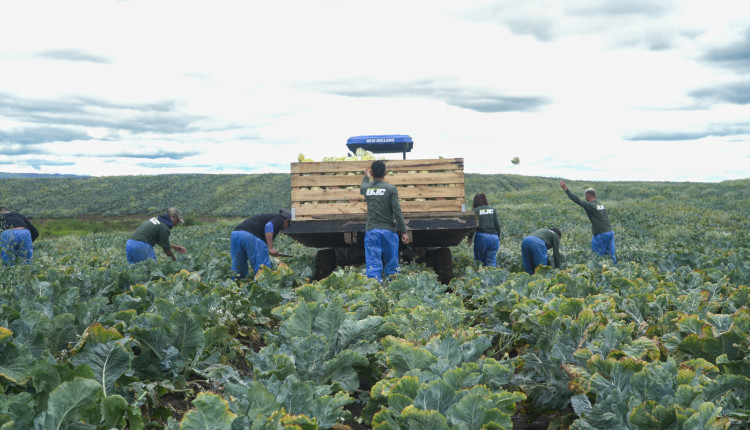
[
  {"xmin": 293, "ymin": 199, "xmax": 463, "ymax": 217},
  {"xmin": 380, "ymin": 172, "xmax": 465, "ymax": 185},
  {"xmin": 400, "ymin": 185, "xmax": 465, "ymax": 199},
  {"xmin": 292, "ymin": 188, "xmax": 362, "ymax": 201},
  {"xmin": 294, "ymin": 202, "xmax": 366, "ymax": 216},
  {"xmin": 290, "ymin": 158, "xmax": 466, "ymax": 219},
  {"xmin": 291, "ymin": 158, "xmax": 464, "ymax": 174},
  {"xmin": 293, "ymin": 211, "xmax": 469, "ymax": 221},
  {"xmin": 291, "ymin": 175, "xmax": 363, "ymax": 188},
  {"xmin": 292, "ymin": 161, "xmax": 370, "ymax": 174},
  {"xmin": 291, "ymin": 185, "xmax": 465, "ymax": 202},
  {"xmin": 291, "ymin": 171, "xmax": 466, "ymax": 187},
  {"xmin": 292, "ymin": 171, "xmax": 464, "ymax": 187}
]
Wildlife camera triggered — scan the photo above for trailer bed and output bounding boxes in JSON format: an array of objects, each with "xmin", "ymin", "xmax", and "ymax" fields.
[
  {"xmin": 284, "ymin": 212, "xmax": 476, "ymax": 248},
  {"xmin": 291, "ymin": 158, "xmax": 466, "ymax": 220},
  {"xmin": 287, "ymin": 157, "xmax": 475, "ymax": 282}
]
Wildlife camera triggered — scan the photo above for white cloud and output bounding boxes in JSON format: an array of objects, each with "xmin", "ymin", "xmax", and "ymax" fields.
[{"xmin": 0, "ymin": 0, "xmax": 748, "ymax": 181}]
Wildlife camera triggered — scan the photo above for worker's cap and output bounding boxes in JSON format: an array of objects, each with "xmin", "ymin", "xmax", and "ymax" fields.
[
  {"xmin": 167, "ymin": 207, "xmax": 184, "ymax": 224},
  {"xmin": 279, "ymin": 208, "xmax": 292, "ymax": 224},
  {"xmin": 0, "ymin": 206, "xmax": 7, "ymax": 211},
  {"xmin": 585, "ymin": 188, "xmax": 596, "ymax": 194}
]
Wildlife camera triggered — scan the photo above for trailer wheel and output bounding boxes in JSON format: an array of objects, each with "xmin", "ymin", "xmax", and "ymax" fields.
[
  {"xmin": 432, "ymin": 247, "xmax": 453, "ymax": 284},
  {"xmin": 314, "ymin": 249, "xmax": 337, "ymax": 280}
]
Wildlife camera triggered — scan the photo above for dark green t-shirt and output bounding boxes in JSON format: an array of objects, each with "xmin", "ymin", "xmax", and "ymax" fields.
[
  {"xmin": 360, "ymin": 176, "xmax": 407, "ymax": 233},
  {"xmin": 529, "ymin": 228, "xmax": 561, "ymax": 269},
  {"xmin": 474, "ymin": 205, "xmax": 501, "ymax": 236},
  {"xmin": 130, "ymin": 217, "xmax": 171, "ymax": 253},
  {"xmin": 565, "ymin": 190, "xmax": 612, "ymax": 235}
]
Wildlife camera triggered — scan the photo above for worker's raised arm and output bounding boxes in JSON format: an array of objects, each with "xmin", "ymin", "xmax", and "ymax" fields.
[
  {"xmin": 360, "ymin": 169, "xmax": 373, "ymax": 194},
  {"xmin": 562, "ymin": 183, "xmax": 587, "ymax": 208}
]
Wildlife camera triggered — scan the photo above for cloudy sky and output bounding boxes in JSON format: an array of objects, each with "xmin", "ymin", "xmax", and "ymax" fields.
[{"xmin": 1, "ymin": 0, "xmax": 749, "ymax": 182}]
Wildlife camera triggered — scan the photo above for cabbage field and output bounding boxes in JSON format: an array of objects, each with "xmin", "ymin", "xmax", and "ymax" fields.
[{"xmin": 0, "ymin": 174, "xmax": 748, "ymax": 429}]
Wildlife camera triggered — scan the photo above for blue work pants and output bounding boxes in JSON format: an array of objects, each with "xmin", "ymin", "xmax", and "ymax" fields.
[
  {"xmin": 591, "ymin": 231, "xmax": 617, "ymax": 264},
  {"xmin": 231, "ymin": 230, "xmax": 272, "ymax": 279},
  {"xmin": 1, "ymin": 229, "xmax": 33, "ymax": 265},
  {"xmin": 126, "ymin": 239, "xmax": 156, "ymax": 264},
  {"xmin": 521, "ymin": 235, "xmax": 548, "ymax": 275},
  {"xmin": 365, "ymin": 229, "xmax": 400, "ymax": 283},
  {"xmin": 473, "ymin": 232, "xmax": 499, "ymax": 267}
]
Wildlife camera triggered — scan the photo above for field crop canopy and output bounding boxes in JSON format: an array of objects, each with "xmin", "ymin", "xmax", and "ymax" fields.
[{"xmin": 0, "ymin": 175, "xmax": 748, "ymax": 428}]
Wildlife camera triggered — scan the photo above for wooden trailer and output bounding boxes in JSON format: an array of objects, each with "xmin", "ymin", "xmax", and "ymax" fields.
[{"xmin": 284, "ymin": 155, "xmax": 476, "ymax": 283}]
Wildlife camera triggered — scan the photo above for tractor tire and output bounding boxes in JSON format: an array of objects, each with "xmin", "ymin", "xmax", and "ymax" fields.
[
  {"xmin": 432, "ymin": 247, "xmax": 453, "ymax": 284},
  {"xmin": 314, "ymin": 248, "xmax": 337, "ymax": 280}
]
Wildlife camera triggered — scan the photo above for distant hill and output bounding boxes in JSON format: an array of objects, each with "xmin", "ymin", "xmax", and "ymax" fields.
[
  {"xmin": 0, "ymin": 173, "xmax": 747, "ymax": 229},
  {"xmin": 0, "ymin": 173, "xmax": 290, "ymax": 218},
  {"xmin": 0, "ymin": 172, "xmax": 89, "ymax": 178}
]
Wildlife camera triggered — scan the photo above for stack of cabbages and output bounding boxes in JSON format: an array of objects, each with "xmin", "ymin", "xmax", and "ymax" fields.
[{"xmin": 298, "ymin": 148, "xmax": 381, "ymax": 162}]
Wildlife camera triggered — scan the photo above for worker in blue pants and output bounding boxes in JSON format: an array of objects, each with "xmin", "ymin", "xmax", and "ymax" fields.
[
  {"xmin": 521, "ymin": 228, "xmax": 562, "ymax": 275},
  {"xmin": 467, "ymin": 193, "xmax": 501, "ymax": 267},
  {"xmin": 560, "ymin": 180, "xmax": 616, "ymax": 263},
  {"xmin": 230, "ymin": 209, "xmax": 292, "ymax": 279},
  {"xmin": 360, "ymin": 160, "xmax": 410, "ymax": 282},
  {"xmin": 126, "ymin": 208, "xmax": 187, "ymax": 264},
  {"xmin": 0, "ymin": 206, "xmax": 39, "ymax": 265}
]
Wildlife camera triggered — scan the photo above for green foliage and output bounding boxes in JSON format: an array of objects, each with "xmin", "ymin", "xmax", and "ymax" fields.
[
  {"xmin": 364, "ymin": 334, "xmax": 524, "ymax": 428},
  {"xmin": 252, "ymin": 299, "xmax": 385, "ymax": 393},
  {"xmin": 42, "ymin": 377, "xmax": 102, "ymax": 429},
  {"xmin": 71, "ymin": 340, "xmax": 133, "ymax": 397},
  {"xmin": 0, "ymin": 174, "xmax": 290, "ymax": 218},
  {"xmin": 180, "ymin": 392, "xmax": 237, "ymax": 429},
  {"xmin": 101, "ymin": 395, "xmax": 129, "ymax": 429},
  {"xmin": 0, "ymin": 174, "xmax": 748, "ymax": 428},
  {"xmin": 35, "ymin": 217, "xmax": 142, "ymax": 237}
]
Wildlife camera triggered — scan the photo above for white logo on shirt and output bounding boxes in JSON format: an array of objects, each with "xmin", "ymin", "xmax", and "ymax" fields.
[
  {"xmin": 366, "ymin": 188, "xmax": 386, "ymax": 196},
  {"xmin": 597, "ymin": 205, "xmax": 605, "ymax": 211},
  {"xmin": 479, "ymin": 209, "xmax": 494, "ymax": 215},
  {"xmin": 149, "ymin": 217, "xmax": 161, "ymax": 225}
]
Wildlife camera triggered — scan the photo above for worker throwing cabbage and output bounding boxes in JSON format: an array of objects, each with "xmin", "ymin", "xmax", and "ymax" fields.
[{"xmin": 560, "ymin": 180, "xmax": 617, "ymax": 264}]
